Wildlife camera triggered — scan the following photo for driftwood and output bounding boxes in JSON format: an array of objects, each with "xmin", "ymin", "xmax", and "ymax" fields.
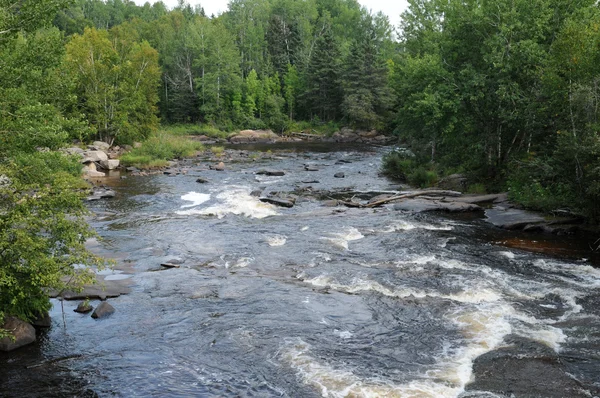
[{"xmin": 340, "ymin": 190, "xmax": 462, "ymax": 208}]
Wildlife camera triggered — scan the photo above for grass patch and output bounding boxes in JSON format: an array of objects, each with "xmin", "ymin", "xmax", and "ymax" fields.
[
  {"xmin": 161, "ymin": 123, "xmax": 230, "ymax": 139},
  {"xmin": 120, "ymin": 132, "xmax": 204, "ymax": 168},
  {"xmin": 210, "ymin": 146, "xmax": 225, "ymax": 157}
]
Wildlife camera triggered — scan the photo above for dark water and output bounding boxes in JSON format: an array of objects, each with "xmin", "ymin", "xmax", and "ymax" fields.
[{"xmin": 2, "ymin": 144, "xmax": 600, "ymax": 398}]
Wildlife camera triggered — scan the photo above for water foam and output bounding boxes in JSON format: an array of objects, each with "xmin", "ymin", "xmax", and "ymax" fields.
[
  {"xmin": 180, "ymin": 192, "xmax": 211, "ymax": 208},
  {"xmin": 176, "ymin": 186, "xmax": 278, "ymax": 219},
  {"xmin": 265, "ymin": 235, "xmax": 287, "ymax": 247},
  {"xmin": 303, "ymin": 276, "xmax": 502, "ymax": 304},
  {"xmin": 380, "ymin": 220, "xmax": 454, "ymax": 233},
  {"xmin": 321, "ymin": 227, "xmax": 364, "ymax": 250}
]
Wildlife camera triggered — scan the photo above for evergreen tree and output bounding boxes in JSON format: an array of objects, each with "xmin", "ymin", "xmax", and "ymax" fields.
[{"xmin": 304, "ymin": 14, "xmax": 341, "ymax": 121}]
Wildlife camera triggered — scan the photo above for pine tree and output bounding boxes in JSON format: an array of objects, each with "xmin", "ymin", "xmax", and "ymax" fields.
[{"xmin": 304, "ymin": 14, "xmax": 341, "ymax": 121}]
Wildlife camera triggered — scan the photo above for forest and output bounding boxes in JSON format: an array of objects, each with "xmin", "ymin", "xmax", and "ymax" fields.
[{"xmin": 1, "ymin": 0, "xmax": 600, "ymax": 328}]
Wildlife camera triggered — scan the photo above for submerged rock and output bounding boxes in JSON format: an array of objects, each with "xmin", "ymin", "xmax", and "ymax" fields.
[
  {"xmin": 196, "ymin": 178, "xmax": 209, "ymax": 184},
  {"xmin": 0, "ymin": 317, "xmax": 36, "ymax": 352},
  {"xmin": 334, "ymin": 172, "xmax": 345, "ymax": 178},
  {"xmin": 91, "ymin": 302, "xmax": 115, "ymax": 319},
  {"xmin": 466, "ymin": 336, "xmax": 595, "ymax": 397},
  {"xmin": 256, "ymin": 169, "xmax": 286, "ymax": 176},
  {"xmin": 304, "ymin": 165, "xmax": 319, "ymax": 171},
  {"xmin": 260, "ymin": 197, "xmax": 295, "ymax": 208}
]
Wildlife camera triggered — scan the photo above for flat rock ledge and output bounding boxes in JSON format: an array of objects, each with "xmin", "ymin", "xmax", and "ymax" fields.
[{"xmin": 48, "ymin": 276, "xmax": 131, "ymax": 301}]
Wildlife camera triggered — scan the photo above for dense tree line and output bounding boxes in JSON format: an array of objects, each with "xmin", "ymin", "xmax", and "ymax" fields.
[
  {"xmin": 393, "ymin": 0, "xmax": 600, "ymax": 218},
  {"xmin": 52, "ymin": 0, "xmax": 395, "ymax": 131}
]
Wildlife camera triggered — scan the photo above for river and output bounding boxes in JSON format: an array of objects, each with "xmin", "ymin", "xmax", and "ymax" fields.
[{"xmin": 1, "ymin": 143, "xmax": 600, "ymax": 397}]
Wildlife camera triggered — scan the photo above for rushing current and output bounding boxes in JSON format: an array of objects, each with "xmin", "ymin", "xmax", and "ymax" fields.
[{"xmin": 1, "ymin": 143, "xmax": 600, "ymax": 398}]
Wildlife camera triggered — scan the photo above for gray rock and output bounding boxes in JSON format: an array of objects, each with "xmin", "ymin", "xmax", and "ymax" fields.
[
  {"xmin": 322, "ymin": 200, "xmax": 340, "ymax": 207},
  {"xmin": 91, "ymin": 302, "xmax": 115, "ymax": 319},
  {"xmin": 91, "ymin": 141, "xmax": 111, "ymax": 151},
  {"xmin": 196, "ymin": 178, "xmax": 209, "ymax": 184},
  {"xmin": 82, "ymin": 150, "xmax": 108, "ymax": 164},
  {"xmin": 87, "ymin": 188, "xmax": 115, "ymax": 201},
  {"xmin": 250, "ymin": 189, "xmax": 263, "ymax": 197},
  {"xmin": 260, "ymin": 197, "xmax": 294, "ymax": 208},
  {"xmin": 334, "ymin": 172, "xmax": 345, "ymax": 178},
  {"xmin": 74, "ymin": 302, "xmax": 94, "ymax": 314},
  {"xmin": 85, "ymin": 170, "xmax": 106, "ymax": 178},
  {"xmin": 454, "ymin": 193, "xmax": 508, "ymax": 204},
  {"xmin": 160, "ymin": 262, "xmax": 181, "ymax": 268},
  {"xmin": 304, "ymin": 165, "xmax": 319, "ymax": 171},
  {"xmin": 31, "ymin": 312, "xmax": 51, "ymax": 328},
  {"xmin": 63, "ymin": 147, "xmax": 85, "ymax": 156},
  {"xmin": 0, "ymin": 317, "xmax": 36, "ymax": 351},
  {"xmin": 302, "ymin": 180, "xmax": 319, "ymax": 184},
  {"xmin": 212, "ymin": 162, "xmax": 225, "ymax": 171},
  {"xmin": 394, "ymin": 199, "xmax": 481, "ymax": 213},
  {"xmin": 256, "ymin": 169, "xmax": 286, "ymax": 176},
  {"xmin": 99, "ymin": 159, "xmax": 120, "ymax": 170},
  {"xmin": 485, "ymin": 208, "xmax": 545, "ymax": 230}
]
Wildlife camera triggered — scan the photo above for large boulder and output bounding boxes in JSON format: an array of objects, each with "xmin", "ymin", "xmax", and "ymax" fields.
[
  {"xmin": 90, "ymin": 141, "xmax": 111, "ymax": 151},
  {"xmin": 229, "ymin": 129, "xmax": 278, "ymax": 144},
  {"xmin": 0, "ymin": 317, "xmax": 36, "ymax": 351},
  {"xmin": 82, "ymin": 150, "xmax": 108, "ymax": 164},
  {"xmin": 91, "ymin": 302, "xmax": 115, "ymax": 319},
  {"xmin": 99, "ymin": 159, "xmax": 120, "ymax": 170}
]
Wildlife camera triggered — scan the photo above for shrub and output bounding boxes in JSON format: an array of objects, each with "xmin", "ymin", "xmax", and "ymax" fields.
[
  {"xmin": 0, "ymin": 152, "xmax": 103, "ymax": 332},
  {"xmin": 120, "ymin": 132, "xmax": 204, "ymax": 168}
]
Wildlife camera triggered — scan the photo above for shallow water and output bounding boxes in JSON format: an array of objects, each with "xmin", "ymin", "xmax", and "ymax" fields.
[{"xmin": 1, "ymin": 143, "xmax": 600, "ymax": 398}]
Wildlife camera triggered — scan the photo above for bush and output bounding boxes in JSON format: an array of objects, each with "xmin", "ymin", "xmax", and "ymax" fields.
[
  {"xmin": 120, "ymin": 132, "xmax": 204, "ymax": 168},
  {"xmin": 381, "ymin": 148, "xmax": 417, "ymax": 180},
  {"xmin": 408, "ymin": 167, "xmax": 438, "ymax": 188},
  {"xmin": 0, "ymin": 152, "xmax": 102, "ymax": 330}
]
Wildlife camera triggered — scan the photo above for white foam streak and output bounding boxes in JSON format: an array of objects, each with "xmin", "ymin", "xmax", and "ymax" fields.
[
  {"xmin": 180, "ymin": 192, "xmax": 211, "ymax": 208},
  {"xmin": 176, "ymin": 186, "xmax": 278, "ymax": 219},
  {"xmin": 380, "ymin": 221, "xmax": 454, "ymax": 233},
  {"xmin": 321, "ymin": 227, "xmax": 364, "ymax": 250},
  {"xmin": 304, "ymin": 276, "xmax": 502, "ymax": 304}
]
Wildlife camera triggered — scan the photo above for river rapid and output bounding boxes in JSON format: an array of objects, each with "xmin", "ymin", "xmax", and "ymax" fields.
[{"xmin": 1, "ymin": 143, "xmax": 600, "ymax": 398}]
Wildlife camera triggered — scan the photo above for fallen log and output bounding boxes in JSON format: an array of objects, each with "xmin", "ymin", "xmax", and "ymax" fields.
[{"xmin": 340, "ymin": 190, "xmax": 462, "ymax": 208}]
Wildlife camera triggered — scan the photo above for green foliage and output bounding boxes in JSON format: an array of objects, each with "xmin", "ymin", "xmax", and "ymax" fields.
[
  {"xmin": 120, "ymin": 132, "xmax": 204, "ymax": 168},
  {"xmin": 408, "ymin": 167, "xmax": 438, "ymax": 189},
  {"xmin": 161, "ymin": 124, "xmax": 230, "ymax": 139},
  {"xmin": 392, "ymin": 0, "xmax": 600, "ymax": 218},
  {"xmin": 0, "ymin": 152, "xmax": 102, "ymax": 324},
  {"xmin": 64, "ymin": 26, "xmax": 161, "ymax": 145}
]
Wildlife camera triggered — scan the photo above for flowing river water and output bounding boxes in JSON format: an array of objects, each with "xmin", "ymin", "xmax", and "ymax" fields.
[{"xmin": 1, "ymin": 143, "xmax": 600, "ymax": 397}]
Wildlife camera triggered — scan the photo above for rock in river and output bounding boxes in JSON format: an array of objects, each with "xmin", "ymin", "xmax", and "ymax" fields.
[
  {"xmin": 256, "ymin": 169, "xmax": 286, "ymax": 176},
  {"xmin": 0, "ymin": 317, "xmax": 36, "ymax": 352},
  {"xmin": 74, "ymin": 301, "xmax": 94, "ymax": 314},
  {"xmin": 91, "ymin": 302, "xmax": 115, "ymax": 319},
  {"xmin": 260, "ymin": 197, "xmax": 295, "ymax": 208}
]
